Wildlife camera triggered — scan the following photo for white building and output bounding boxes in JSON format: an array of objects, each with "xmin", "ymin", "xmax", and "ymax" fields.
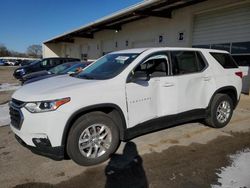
[{"xmin": 43, "ymin": 0, "xmax": 250, "ymax": 63}]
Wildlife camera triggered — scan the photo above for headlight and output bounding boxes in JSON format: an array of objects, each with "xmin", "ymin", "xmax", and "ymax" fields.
[
  {"xmin": 16, "ymin": 69, "xmax": 25, "ymax": 75},
  {"xmin": 24, "ymin": 97, "xmax": 70, "ymax": 113}
]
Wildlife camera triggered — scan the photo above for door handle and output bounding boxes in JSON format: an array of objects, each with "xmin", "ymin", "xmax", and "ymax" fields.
[
  {"xmin": 203, "ymin": 76, "xmax": 211, "ymax": 81},
  {"xmin": 163, "ymin": 82, "xmax": 174, "ymax": 87}
]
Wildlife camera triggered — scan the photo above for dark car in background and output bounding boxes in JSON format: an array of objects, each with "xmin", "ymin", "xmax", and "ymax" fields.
[
  {"xmin": 23, "ymin": 62, "xmax": 87, "ymax": 85},
  {"xmin": 13, "ymin": 57, "xmax": 80, "ymax": 81},
  {"xmin": 20, "ymin": 60, "xmax": 35, "ymax": 66},
  {"xmin": 0, "ymin": 59, "xmax": 6, "ymax": 66}
]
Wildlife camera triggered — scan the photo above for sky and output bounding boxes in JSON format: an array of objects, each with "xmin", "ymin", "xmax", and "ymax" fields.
[{"xmin": 0, "ymin": 0, "xmax": 142, "ymax": 53}]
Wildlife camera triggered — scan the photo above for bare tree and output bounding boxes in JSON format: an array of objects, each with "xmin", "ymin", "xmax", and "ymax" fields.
[
  {"xmin": 10, "ymin": 50, "xmax": 27, "ymax": 57},
  {"xmin": 27, "ymin": 44, "xmax": 42, "ymax": 58},
  {"xmin": 0, "ymin": 43, "xmax": 10, "ymax": 56}
]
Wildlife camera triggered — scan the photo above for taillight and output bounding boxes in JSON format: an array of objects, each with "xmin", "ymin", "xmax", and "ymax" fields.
[{"xmin": 235, "ymin": 71, "xmax": 243, "ymax": 79}]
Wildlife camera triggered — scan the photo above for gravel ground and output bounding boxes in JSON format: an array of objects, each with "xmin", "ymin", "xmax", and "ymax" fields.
[
  {"xmin": 10, "ymin": 132, "xmax": 250, "ymax": 188},
  {"xmin": 0, "ymin": 66, "xmax": 20, "ymax": 104},
  {"xmin": 0, "ymin": 95, "xmax": 249, "ymax": 188},
  {"xmin": 0, "ymin": 67, "xmax": 250, "ymax": 188},
  {"xmin": 0, "ymin": 103, "xmax": 10, "ymax": 126},
  {"xmin": 0, "ymin": 90, "xmax": 15, "ymax": 104},
  {"xmin": 0, "ymin": 66, "xmax": 19, "ymax": 84}
]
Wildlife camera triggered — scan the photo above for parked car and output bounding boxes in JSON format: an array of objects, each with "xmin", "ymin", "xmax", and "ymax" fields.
[
  {"xmin": 10, "ymin": 48, "xmax": 242, "ymax": 166},
  {"xmin": 14, "ymin": 60, "xmax": 23, "ymax": 66},
  {"xmin": 0, "ymin": 59, "xmax": 6, "ymax": 66},
  {"xmin": 13, "ymin": 57, "xmax": 80, "ymax": 81},
  {"xmin": 4, "ymin": 60, "xmax": 17, "ymax": 66},
  {"xmin": 20, "ymin": 60, "xmax": 35, "ymax": 66},
  {"xmin": 23, "ymin": 62, "xmax": 87, "ymax": 85}
]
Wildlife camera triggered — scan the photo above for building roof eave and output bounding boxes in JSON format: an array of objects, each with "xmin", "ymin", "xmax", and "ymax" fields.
[{"xmin": 44, "ymin": 0, "xmax": 206, "ymax": 44}]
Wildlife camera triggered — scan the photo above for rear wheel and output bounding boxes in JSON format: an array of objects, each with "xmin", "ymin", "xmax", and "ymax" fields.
[
  {"xmin": 205, "ymin": 94, "xmax": 233, "ymax": 128},
  {"xmin": 67, "ymin": 112, "xmax": 120, "ymax": 166}
]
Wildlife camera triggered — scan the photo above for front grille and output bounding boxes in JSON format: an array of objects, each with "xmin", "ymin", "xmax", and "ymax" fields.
[{"xmin": 9, "ymin": 99, "xmax": 24, "ymax": 129}]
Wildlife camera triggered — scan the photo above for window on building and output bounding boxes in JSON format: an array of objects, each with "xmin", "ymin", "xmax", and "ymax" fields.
[
  {"xmin": 125, "ymin": 40, "xmax": 129, "ymax": 47},
  {"xmin": 231, "ymin": 41, "xmax": 250, "ymax": 54},
  {"xmin": 81, "ymin": 54, "xmax": 88, "ymax": 61},
  {"xmin": 159, "ymin": 35, "xmax": 163, "ymax": 43},
  {"xmin": 210, "ymin": 53, "xmax": 238, "ymax": 68},
  {"xmin": 192, "ymin": 44, "xmax": 210, "ymax": 49},
  {"xmin": 232, "ymin": 55, "xmax": 250, "ymax": 66},
  {"xmin": 231, "ymin": 41, "xmax": 250, "ymax": 67},
  {"xmin": 211, "ymin": 43, "xmax": 230, "ymax": 52},
  {"xmin": 193, "ymin": 41, "xmax": 250, "ymax": 67}
]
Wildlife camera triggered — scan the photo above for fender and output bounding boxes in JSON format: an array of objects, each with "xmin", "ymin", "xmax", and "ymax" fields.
[
  {"xmin": 207, "ymin": 86, "xmax": 238, "ymax": 111},
  {"xmin": 61, "ymin": 103, "xmax": 127, "ymax": 146}
]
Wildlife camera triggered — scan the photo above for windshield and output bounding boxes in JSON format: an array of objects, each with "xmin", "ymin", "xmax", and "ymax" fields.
[
  {"xmin": 30, "ymin": 60, "xmax": 41, "ymax": 65},
  {"xmin": 61, "ymin": 63, "xmax": 86, "ymax": 74},
  {"xmin": 49, "ymin": 63, "xmax": 72, "ymax": 74},
  {"xmin": 75, "ymin": 53, "xmax": 139, "ymax": 80}
]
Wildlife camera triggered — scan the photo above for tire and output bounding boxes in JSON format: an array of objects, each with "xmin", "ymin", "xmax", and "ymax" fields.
[
  {"xmin": 205, "ymin": 94, "xmax": 233, "ymax": 128},
  {"xmin": 66, "ymin": 111, "xmax": 120, "ymax": 166}
]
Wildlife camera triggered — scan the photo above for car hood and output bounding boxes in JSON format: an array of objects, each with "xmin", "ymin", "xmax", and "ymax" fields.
[
  {"xmin": 23, "ymin": 74, "xmax": 57, "ymax": 85},
  {"xmin": 16, "ymin": 65, "xmax": 30, "ymax": 70},
  {"xmin": 13, "ymin": 75, "xmax": 105, "ymax": 101},
  {"xmin": 23, "ymin": 70, "xmax": 49, "ymax": 80}
]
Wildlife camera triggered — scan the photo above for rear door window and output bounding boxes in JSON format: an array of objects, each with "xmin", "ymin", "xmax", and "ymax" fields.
[
  {"xmin": 210, "ymin": 53, "xmax": 238, "ymax": 68},
  {"xmin": 170, "ymin": 51, "xmax": 206, "ymax": 75},
  {"xmin": 51, "ymin": 59, "xmax": 61, "ymax": 66}
]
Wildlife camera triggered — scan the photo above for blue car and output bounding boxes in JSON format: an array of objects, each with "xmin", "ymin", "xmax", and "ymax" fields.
[
  {"xmin": 0, "ymin": 59, "xmax": 6, "ymax": 66},
  {"xmin": 23, "ymin": 62, "xmax": 87, "ymax": 85}
]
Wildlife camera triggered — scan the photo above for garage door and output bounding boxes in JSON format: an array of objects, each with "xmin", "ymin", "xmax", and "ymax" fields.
[{"xmin": 192, "ymin": 3, "xmax": 250, "ymax": 45}]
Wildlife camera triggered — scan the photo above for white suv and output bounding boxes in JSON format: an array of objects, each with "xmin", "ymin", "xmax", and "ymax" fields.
[{"xmin": 10, "ymin": 48, "xmax": 242, "ymax": 166}]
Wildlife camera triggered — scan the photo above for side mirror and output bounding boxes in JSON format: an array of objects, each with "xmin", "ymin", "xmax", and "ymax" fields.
[{"xmin": 131, "ymin": 71, "xmax": 150, "ymax": 82}]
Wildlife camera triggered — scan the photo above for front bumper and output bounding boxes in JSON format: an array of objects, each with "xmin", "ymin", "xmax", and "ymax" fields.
[
  {"xmin": 13, "ymin": 71, "xmax": 24, "ymax": 81},
  {"xmin": 9, "ymin": 98, "xmax": 73, "ymax": 160},
  {"xmin": 15, "ymin": 134, "xmax": 65, "ymax": 161}
]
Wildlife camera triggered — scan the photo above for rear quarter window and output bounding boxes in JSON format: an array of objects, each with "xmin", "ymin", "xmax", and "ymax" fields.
[{"xmin": 210, "ymin": 52, "xmax": 238, "ymax": 68}]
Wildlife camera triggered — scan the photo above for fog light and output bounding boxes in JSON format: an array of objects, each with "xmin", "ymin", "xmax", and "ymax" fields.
[{"xmin": 32, "ymin": 138, "xmax": 51, "ymax": 147}]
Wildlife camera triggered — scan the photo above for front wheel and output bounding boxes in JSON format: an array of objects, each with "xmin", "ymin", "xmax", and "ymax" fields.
[
  {"xmin": 67, "ymin": 112, "xmax": 120, "ymax": 166},
  {"xmin": 205, "ymin": 94, "xmax": 234, "ymax": 128}
]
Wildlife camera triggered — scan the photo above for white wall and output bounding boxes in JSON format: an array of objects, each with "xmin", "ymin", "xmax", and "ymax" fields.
[
  {"xmin": 43, "ymin": 0, "xmax": 248, "ymax": 59},
  {"xmin": 42, "ymin": 43, "xmax": 62, "ymax": 58}
]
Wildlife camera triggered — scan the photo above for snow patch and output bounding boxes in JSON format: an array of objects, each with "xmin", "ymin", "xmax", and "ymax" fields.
[
  {"xmin": 212, "ymin": 149, "xmax": 250, "ymax": 188},
  {"xmin": 0, "ymin": 103, "xmax": 10, "ymax": 126},
  {"xmin": 0, "ymin": 83, "xmax": 20, "ymax": 92}
]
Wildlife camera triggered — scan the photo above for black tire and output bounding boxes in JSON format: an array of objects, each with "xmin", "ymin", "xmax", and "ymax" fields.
[
  {"xmin": 205, "ymin": 94, "xmax": 233, "ymax": 128},
  {"xmin": 66, "ymin": 111, "xmax": 120, "ymax": 166}
]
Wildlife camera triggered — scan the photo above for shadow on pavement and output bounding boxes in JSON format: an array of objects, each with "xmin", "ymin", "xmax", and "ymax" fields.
[
  {"xmin": 11, "ymin": 132, "xmax": 250, "ymax": 188},
  {"xmin": 105, "ymin": 141, "xmax": 148, "ymax": 188},
  {"xmin": 13, "ymin": 142, "xmax": 148, "ymax": 188}
]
